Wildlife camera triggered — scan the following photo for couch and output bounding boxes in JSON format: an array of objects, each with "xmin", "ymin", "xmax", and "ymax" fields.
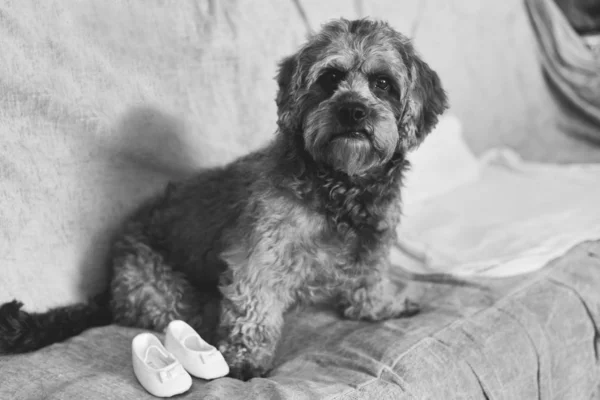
[{"xmin": 1, "ymin": 1, "xmax": 600, "ymax": 399}]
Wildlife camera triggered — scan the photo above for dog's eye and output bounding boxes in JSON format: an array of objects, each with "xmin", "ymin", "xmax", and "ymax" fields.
[
  {"xmin": 318, "ymin": 69, "xmax": 344, "ymax": 93},
  {"xmin": 374, "ymin": 77, "xmax": 391, "ymax": 91}
]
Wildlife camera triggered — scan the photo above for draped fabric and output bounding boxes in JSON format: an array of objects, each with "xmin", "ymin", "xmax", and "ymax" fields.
[{"xmin": 525, "ymin": 0, "xmax": 600, "ymax": 143}]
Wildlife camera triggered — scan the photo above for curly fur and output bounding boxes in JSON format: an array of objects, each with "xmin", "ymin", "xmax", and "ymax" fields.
[{"xmin": 0, "ymin": 18, "xmax": 447, "ymax": 380}]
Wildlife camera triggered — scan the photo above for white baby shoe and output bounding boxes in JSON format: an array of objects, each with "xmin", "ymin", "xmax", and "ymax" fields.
[
  {"xmin": 132, "ymin": 333, "xmax": 192, "ymax": 398},
  {"xmin": 164, "ymin": 320, "xmax": 229, "ymax": 380}
]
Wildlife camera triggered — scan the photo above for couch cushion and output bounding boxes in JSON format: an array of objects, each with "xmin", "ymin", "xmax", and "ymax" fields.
[{"xmin": 2, "ymin": 241, "xmax": 599, "ymax": 400}]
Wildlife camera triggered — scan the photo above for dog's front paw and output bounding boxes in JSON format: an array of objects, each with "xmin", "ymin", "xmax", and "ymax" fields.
[
  {"xmin": 343, "ymin": 296, "xmax": 420, "ymax": 321},
  {"xmin": 218, "ymin": 341, "xmax": 271, "ymax": 381},
  {"xmin": 341, "ymin": 279, "xmax": 424, "ymax": 322},
  {"xmin": 390, "ymin": 297, "xmax": 420, "ymax": 318}
]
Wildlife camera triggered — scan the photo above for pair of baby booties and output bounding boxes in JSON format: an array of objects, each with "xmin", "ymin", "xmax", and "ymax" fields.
[{"xmin": 132, "ymin": 320, "xmax": 229, "ymax": 397}]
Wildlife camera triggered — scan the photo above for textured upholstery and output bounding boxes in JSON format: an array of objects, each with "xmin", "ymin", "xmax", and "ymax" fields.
[{"xmin": 2, "ymin": 242, "xmax": 599, "ymax": 399}]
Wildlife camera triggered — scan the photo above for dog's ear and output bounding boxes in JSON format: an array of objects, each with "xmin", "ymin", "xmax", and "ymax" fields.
[
  {"xmin": 400, "ymin": 54, "xmax": 448, "ymax": 149},
  {"xmin": 275, "ymin": 55, "xmax": 299, "ymax": 131}
]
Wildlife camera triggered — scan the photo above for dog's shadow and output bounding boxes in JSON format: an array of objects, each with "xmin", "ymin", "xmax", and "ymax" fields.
[{"xmin": 76, "ymin": 106, "xmax": 202, "ymax": 299}]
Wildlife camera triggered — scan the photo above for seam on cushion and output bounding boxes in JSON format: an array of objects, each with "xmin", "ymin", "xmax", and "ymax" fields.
[
  {"xmin": 463, "ymin": 361, "xmax": 491, "ymax": 400},
  {"xmin": 547, "ymin": 277, "xmax": 600, "ymax": 361},
  {"xmin": 496, "ymin": 307, "xmax": 544, "ymax": 400},
  {"xmin": 431, "ymin": 334, "xmax": 500, "ymax": 400},
  {"xmin": 333, "ymin": 368, "xmax": 418, "ymax": 400},
  {"xmin": 543, "ymin": 277, "xmax": 600, "ymax": 398},
  {"xmin": 375, "ymin": 337, "xmax": 494, "ymax": 400},
  {"xmin": 328, "ymin": 365, "xmax": 412, "ymax": 400},
  {"xmin": 330, "ymin": 364, "xmax": 418, "ymax": 400},
  {"xmin": 378, "ymin": 365, "xmax": 411, "ymax": 391},
  {"xmin": 330, "ymin": 377, "xmax": 378, "ymax": 400}
]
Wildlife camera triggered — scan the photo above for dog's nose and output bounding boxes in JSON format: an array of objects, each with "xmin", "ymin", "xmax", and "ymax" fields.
[{"xmin": 338, "ymin": 103, "xmax": 367, "ymax": 125}]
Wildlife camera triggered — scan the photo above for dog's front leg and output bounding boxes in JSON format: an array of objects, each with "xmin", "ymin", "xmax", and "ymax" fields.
[
  {"xmin": 339, "ymin": 270, "xmax": 421, "ymax": 322},
  {"xmin": 217, "ymin": 271, "xmax": 286, "ymax": 380}
]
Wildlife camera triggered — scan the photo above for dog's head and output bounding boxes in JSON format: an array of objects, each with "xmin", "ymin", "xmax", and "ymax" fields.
[{"xmin": 276, "ymin": 19, "xmax": 448, "ymax": 176}]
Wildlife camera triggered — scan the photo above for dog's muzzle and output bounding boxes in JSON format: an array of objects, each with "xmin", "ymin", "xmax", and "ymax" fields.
[{"xmin": 333, "ymin": 101, "xmax": 372, "ymax": 140}]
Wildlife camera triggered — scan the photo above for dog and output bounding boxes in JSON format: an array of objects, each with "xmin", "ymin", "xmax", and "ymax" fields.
[{"xmin": 0, "ymin": 18, "xmax": 447, "ymax": 380}]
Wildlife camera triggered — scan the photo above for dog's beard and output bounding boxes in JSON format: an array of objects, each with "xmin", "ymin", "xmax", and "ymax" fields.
[
  {"xmin": 326, "ymin": 138, "xmax": 378, "ymax": 176},
  {"xmin": 304, "ymin": 104, "xmax": 399, "ymax": 176}
]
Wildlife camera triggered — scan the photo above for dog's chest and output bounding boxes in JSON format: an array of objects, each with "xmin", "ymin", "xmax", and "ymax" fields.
[{"xmin": 285, "ymin": 198, "xmax": 400, "ymax": 301}]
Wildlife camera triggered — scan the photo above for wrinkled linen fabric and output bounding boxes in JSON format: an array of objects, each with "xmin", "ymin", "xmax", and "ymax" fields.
[
  {"xmin": 1, "ymin": 241, "xmax": 600, "ymax": 399},
  {"xmin": 395, "ymin": 117, "xmax": 600, "ymax": 277},
  {"xmin": 553, "ymin": 0, "xmax": 600, "ymax": 35},
  {"xmin": 525, "ymin": 0, "xmax": 600, "ymax": 143}
]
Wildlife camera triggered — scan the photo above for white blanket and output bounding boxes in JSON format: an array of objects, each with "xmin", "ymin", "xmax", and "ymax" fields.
[{"xmin": 393, "ymin": 116, "xmax": 600, "ymax": 277}]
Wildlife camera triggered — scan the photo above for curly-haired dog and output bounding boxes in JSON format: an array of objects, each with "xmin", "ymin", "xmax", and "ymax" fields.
[{"xmin": 0, "ymin": 18, "xmax": 447, "ymax": 380}]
